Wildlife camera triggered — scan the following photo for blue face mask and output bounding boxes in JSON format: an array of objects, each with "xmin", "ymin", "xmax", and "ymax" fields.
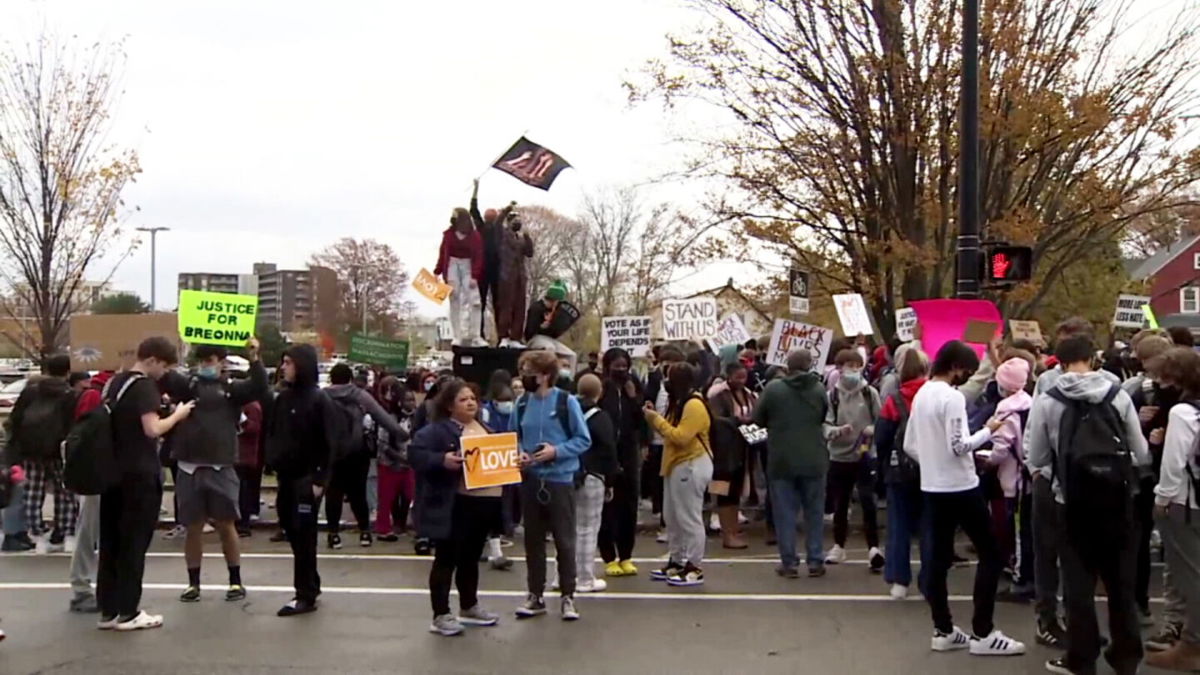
[
  {"xmin": 197, "ymin": 365, "xmax": 220, "ymax": 380},
  {"xmin": 841, "ymin": 371, "xmax": 862, "ymax": 388}
]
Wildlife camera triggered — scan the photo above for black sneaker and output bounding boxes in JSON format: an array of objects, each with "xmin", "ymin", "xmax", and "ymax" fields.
[
  {"xmin": 1146, "ymin": 622, "xmax": 1183, "ymax": 652},
  {"xmin": 666, "ymin": 564, "xmax": 704, "ymax": 587},
  {"xmin": 180, "ymin": 585, "xmax": 201, "ymax": 603},
  {"xmin": 236, "ymin": 528, "xmax": 252, "ymax": 539},
  {"xmin": 1044, "ymin": 657, "xmax": 1077, "ymax": 674},
  {"xmin": 359, "ymin": 532, "xmax": 373, "ymax": 548},
  {"xmin": 277, "ymin": 598, "xmax": 317, "ymax": 617},
  {"xmin": 377, "ymin": 533, "xmax": 400, "ymax": 543},
  {"xmin": 1, "ymin": 534, "xmax": 34, "ymax": 552},
  {"xmin": 514, "ymin": 594, "xmax": 547, "ymax": 618},
  {"xmin": 225, "ymin": 584, "xmax": 247, "ymax": 602},
  {"xmin": 328, "ymin": 533, "xmax": 342, "ymax": 550},
  {"xmin": 808, "ymin": 564, "xmax": 827, "ymax": 578},
  {"xmin": 775, "ymin": 565, "xmax": 800, "ymax": 579},
  {"xmin": 414, "ymin": 538, "xmax": 432, "ymax": 556},
  {"xmin": 649, "ymin": 561, "xmax": 683, "ymax": 581},
  {"xmin": 1036, "ymin": 619, "xmax": 1067, "ymax": 649},
  {"xmin": 269, "ymin": 530, "xmax": 288, "ymax": 543}
]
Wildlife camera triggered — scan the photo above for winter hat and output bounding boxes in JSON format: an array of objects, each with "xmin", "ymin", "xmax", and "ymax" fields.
[
  {"xmin": 546, "ymin": 280, "xmax": 568, "ymax": 302},
  {"xmin": 996, "ymin": 357, "xmax": 1030, "ymax": 394}
]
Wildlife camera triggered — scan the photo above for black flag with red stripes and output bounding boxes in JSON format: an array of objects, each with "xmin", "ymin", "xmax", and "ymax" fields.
[{"xmin": 492, "ymin": 137, "xmax": 571, "ymax": 190}]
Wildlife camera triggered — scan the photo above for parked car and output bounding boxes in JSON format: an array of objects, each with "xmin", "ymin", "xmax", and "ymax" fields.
[{"xmin": 0, "ymin": 378, "xmax": 27, "ymax": 410}]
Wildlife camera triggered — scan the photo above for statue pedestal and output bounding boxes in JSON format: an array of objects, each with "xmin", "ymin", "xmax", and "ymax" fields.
[{"xmin": 451, "ymin": 345, "xmax": 526, "ymax": 389}]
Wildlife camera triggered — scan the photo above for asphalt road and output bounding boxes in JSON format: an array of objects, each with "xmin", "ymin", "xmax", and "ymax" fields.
[{"xmin": 0, "ymin": 526, "xmax": 1176, "ymax": 675}]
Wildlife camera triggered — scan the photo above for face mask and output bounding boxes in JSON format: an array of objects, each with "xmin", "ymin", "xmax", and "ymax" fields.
[
  {"xmin": 841, "ymin": 371, "xmax": 862, "ymax": 388},
  {"xmin": 424, "ymin": 381, "xmax": 435, "ymax": 392},
  {"xmin": 197, "ymin": 365, "xmax": 220, "ymax": 380},
  {"xmin": 522, "ymin": 375, "xmax": 539, "ymax": 392},
  {"xmin": 495, "ymin": 401, "xmax": 515, "ymax": 415},
  {"xmin": 559, "ymin": 368, "xmax": 572, "ymax": 382},
  {"xmin": 610, "ymin": 369, "xmax": 629, "ymax": 382}
]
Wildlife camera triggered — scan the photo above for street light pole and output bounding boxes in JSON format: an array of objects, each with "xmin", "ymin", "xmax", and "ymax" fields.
[
  {"xmin": 136, "ymin": 226, "xmax": 170, "ymax": 310},
  {"xmin": 956, "ymin": 0, "xmax": 981, "ymax": 299}
]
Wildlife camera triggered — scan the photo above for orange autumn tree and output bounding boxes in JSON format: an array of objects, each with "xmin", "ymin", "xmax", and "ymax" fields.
[{"xmin": 629, "ymin": 0, "xmax": 1200, "ymax": 332}]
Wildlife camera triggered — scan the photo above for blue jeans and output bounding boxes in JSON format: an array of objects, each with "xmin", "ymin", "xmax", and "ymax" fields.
[
  {"xmin": 770, "ymin": 475, "xmax": 826, "ymax": 569},
  {"xmin": 885, "ymin": 480, "xmax": 932, "ymax": 593},
  {"xmin": 3, "ymin": 481, "xmax": 25, "ymax": 534}
]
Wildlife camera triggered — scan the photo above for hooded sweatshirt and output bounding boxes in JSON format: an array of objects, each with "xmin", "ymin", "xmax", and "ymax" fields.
[
  {"xmin": 264, "ymin": 345, "xmax": 340, "ymax": 486},
  {"xmin": 753, "ymin": 370, "xmax": 831, "ymax": 480},
  {"xmin": 985, "ymin": 389, "xmax": 1032, "ymax": 498},
  {"xmin": 1023, "ymin": 370, "xmax": 1150, "ymax": 504},
  {"xmin": 826, "ymin": 375, "xmax": 881, "ymax": 463},
  {"xmin": 173, "ymin": 360, "xmax": 268, "ymax": 466},
  {"xmin": 324, "ymin": 382, "xmax": 409, "ymax": 449}
]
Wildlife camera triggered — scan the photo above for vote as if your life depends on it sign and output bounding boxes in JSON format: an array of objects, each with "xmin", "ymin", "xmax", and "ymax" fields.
[{"xmin": 177, "ymin": 290, "xmax": 259, "ymax": 347}]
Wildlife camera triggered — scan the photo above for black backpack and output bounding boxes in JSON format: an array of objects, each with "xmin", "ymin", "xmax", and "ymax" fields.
[
  {"xmin": 63, "ymin": 374, "xmax": 145, "ymax": 496},
  {"xmin": 17, "ymin": 383, "xmax": 76, "ymax": 461},
  {"xmin": 327, "ymin": 390, "xmax": 365, "ymax": 460},
  {"xmin": 886, "ymin": 392, "xmax": 920, "ymax": 484},
  {"xmin": 1048, "ymin": 385, "xmax": 1136, "ymax": 544}
]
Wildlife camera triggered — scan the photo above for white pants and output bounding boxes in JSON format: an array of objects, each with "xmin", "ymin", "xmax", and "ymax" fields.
[
  {"xmin": 446, "ymin": 257, "xmax": 481, "ymax": 344},
  {"xmin": 664, "ymin": 454, "xmax": 713, "ymax": 567},
  {"xmin": 69, "ymin": 494, "xmax": 99, "ymax": 596}
]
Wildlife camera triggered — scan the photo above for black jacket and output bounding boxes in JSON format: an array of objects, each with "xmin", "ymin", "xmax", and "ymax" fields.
[
  {"xmin": 172, "ymin": 361, "xmax": 268, "ymax": 466},
  {"xmin": 264, "ymin": 345, "xmax": 339, "ymax": 486},
  {"xmin": 410, "ymin": 419, "xmax": 476, "ymax": 541},
  {"xmin": 580, "ymin": 401, "xmax": 620, "ymax": 484},
  {"xmin": 5, "ymin": 376, "xmax": 76, "ymax": 462},
  {"xmin": 598, "ymin": 378, "xmax": 646, "ymax": 469}
]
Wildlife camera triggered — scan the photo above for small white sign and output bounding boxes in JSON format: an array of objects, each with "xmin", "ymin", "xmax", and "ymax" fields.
[
  {"xmin": 790, "ymin": 296, "xmax": 810, "ymax": 316},
  {"xmin": 895, "ymin": 308, "xmax": 917, "ymax": 342},
  {"xmin": 601, "ymin": 316, "xmax": 652, "ymax": 358},
  {"xmin": 832, "ymin": 293, "xmax": 875, "ymax": 336},
  {"xmin": 662, "ymin": 298, "xmax": 719, "ymax": 341},
  {"xmin": 712, "ymin": 314, "xmax": 753, "ymax": 349},
  {"xmin": 1112, "ymin": 294, "xmax": 1151, "ymax": 329}
]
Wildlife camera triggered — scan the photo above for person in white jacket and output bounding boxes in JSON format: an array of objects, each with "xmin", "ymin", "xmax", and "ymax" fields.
[
  {"xmin": 1145, "ymin": 347, "xmax": 1200, "ymax": 672},
  {"xmin": 904, "ymin": 340, "xmax": 1023, "ymax": 657}
]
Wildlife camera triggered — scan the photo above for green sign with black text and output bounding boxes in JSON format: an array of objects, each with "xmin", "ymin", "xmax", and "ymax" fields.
[{"xmin": 348, "ymin": 334, "xmax": 410, "ymax": 370}]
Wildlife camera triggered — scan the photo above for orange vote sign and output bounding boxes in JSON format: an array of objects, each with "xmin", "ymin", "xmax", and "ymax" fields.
[
  {"xmin": 412, "ymin": 267, "xmax": 452, "ymax": 305},
  {"xmin": 461, "ymin": 432, "xmax": 522, "ymax": 490}
]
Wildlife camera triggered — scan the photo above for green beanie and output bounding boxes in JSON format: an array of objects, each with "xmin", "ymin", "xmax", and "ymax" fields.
[{"xmin": 546, "ymin": 280, "xmax": 568, "ymax": 301}]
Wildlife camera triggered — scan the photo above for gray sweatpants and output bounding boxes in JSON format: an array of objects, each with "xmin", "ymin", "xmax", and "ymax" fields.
[
  {"xmin": 1159, "ymin": 504, "xmax": 1200, "ymax": 642},
  {"xmin": 663, "ymin": 454, "xmax": 713, "ymax": 567},
  {"xmin": 70, "ymin": 495, "xmax": 100, "ymax": 596}
]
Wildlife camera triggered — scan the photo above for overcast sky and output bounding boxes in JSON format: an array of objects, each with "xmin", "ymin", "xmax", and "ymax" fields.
[{"xmin": 10, "ymin": 0, "xmax": 711, "ymax": 317}]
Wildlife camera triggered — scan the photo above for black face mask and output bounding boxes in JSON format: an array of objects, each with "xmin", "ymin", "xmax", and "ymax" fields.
[
  {"xmin": 610, "ymin": 368, "xmax": 629, "ymax": 382},
  {"xmin": 521, "ymin": 375, "xmax": 539, "ymax": 393},
  {"xmin": 950, "ymin": 370, "xmax": 971, "ymax": 387}
]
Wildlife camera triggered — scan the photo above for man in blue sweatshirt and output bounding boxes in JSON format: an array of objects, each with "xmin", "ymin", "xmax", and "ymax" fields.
[{"xmin": 510, "ymin": 350, "xmax": 591, "ymax": 621}]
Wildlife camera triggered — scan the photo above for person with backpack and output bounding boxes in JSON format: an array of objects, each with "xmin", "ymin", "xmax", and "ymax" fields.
[
  {"xmin": 67, "ymin": 371, "xmax": 112, "ymax": 614},
  {"xmin": 904, "ymin": 340, "xmax": 1025, "ymax": 657},
  {"xmin": 510, "ymin": 349, "xmax": 591, "ymax": 620},
  {"xmin": 1025, "ymin": 335, "xmax": 1149, "ymax": 674},
  {"xmin": 265, "ymin": 344, "xmax": 341, "ymax": 617},
  {"xmin": 598, "ymin": 347, "xmax": 648, "ymax": 578},
  {"xmin": 323, "ymin": 363, "xmax": 410, "ymax": 549},
  {"xmin": 824, "ymin": 348, "xmax": 884, "ymax": 571},
  {"xmin": 1144, "ymin": 347, "xmax": 1200, "ymax": 671},
  {"xmin": 6, "ymin": 354, "xmax": 79, "ymax": 554},
  {"xmin": 875, "ymin": 347, "xmax": 931, "ymax": 600},
  {"xmin": 373, "ymin": 378, "xmax": 417, "ymax": 542},
  {"xmin": 97, "ymin": 337, "xmax": 195, "ymax": 631},
  {"xmin": 172, "ymin": 341, "xmax": 267, "ymax": 603},
  {"xmin": 643, "ymin": 362, "xmax": 713, "ymax": 587}
]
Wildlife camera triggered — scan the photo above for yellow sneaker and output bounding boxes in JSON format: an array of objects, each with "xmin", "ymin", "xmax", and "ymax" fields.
[
  {"xmin": 605, "ymin": 561, "xmax": 625, "ymax": 577},
  {"xmin": 619, "ymin": 559, "xmax": 638, "ymax": 576}
]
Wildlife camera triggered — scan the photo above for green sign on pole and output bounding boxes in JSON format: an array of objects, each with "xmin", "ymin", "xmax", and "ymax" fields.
[{"xmin": 349, "ymin": 334, "xmax": 410, "ymax": 370}]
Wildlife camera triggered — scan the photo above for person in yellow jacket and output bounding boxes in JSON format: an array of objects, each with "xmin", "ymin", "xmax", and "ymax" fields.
[{"xmin": 643, "ymin": 362, "xmax": 712, "ymax": 587}]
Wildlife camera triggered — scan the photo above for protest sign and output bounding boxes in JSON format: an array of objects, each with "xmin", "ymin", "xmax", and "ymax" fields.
[
  {"xmin": 662, "ymin": 298, "xmax": 718, "ymax": 341},
  {"xmin": 895, "ymin": 308, "xmax": 917, "ymax": 342},
  {"xmin": 712, "ymin": 314, "xmax": 753, "ymax": 349},
  {"xmin": 908, "ymin": 299, "xmax": 1002, "ymax": 359},
  {"xmin": 1008, "ymin": 320, "xmax": 1044, "ymax": 346},
  {"xmin": 789, "ymin": 269, "xmax": 810, "ymax": 316},
  {"xmin": 832, "ymin": 294, "xmax": 874, "ymax": 336},
  {"xmin": 1143, "ymin": 304, "xmax": 1160, "ymax": 329},
  {"xmin": 1112, "ymin": 295, "xmax": 1150, "ymax": 329},
  {"xmin": 739, "ymin": 424, "xmax": 768, "ymax": 445},
  {"xmin": 601, "ymin": 316, "xmax": 652, "ymax": 358},
  {"xmin": 70, "ymin": 313, "xmax": 183, "ymax": 372},
  {"xmin": 962, "ymin": 319, "xmax": 1000, "ymax": 345},
  {"xmin": 461, "ymin": 432, "xmax": 522, "ymax": 490},
  {"xmin": 413, "ymin": 268, "xmax": 452, "ymax": 305},
  {"xmin": 348, "ymin": 334, "xmax": 410, "ymax": 369},
  {"xmin": 177, "ymin": 290, "xmax": 258, "ymax": 347},
  {"xmin": 766, "ymin": 319, "xmax": 834, "ymax": 368}
]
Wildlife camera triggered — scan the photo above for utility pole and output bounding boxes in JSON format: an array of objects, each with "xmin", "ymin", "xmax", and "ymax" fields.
[
  {"xmin": 136, "ymin": 226, "xmax": 170, "ymax": 310},
  {"xmin": 955, "ymin": 0, "xmax": 981, "ymax": 299}
]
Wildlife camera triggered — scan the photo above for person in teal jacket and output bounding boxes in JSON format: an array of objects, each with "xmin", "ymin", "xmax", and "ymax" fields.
[{"xmin": 509, "ymin": 350, "xmax": 591, "ymax": 622}]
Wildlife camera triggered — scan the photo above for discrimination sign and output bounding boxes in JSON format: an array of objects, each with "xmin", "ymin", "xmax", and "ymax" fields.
[
  {"xmin": 177, "ymin": 290, "xmax": 258, "ymax": 347},
  {"xmin": 461, "ymin": 432, "xmax": 522, "ymax": 490},
  {"xmin": 766, "ymin": 319, "xmax": 834, "ymax": 368},
  {"xmin": 601, "ymin": 316, "xmax": 652, "ymax": 358},
  {"xmin": 349, "ymin": 334, "xmax": 410, "ymax": 370}
]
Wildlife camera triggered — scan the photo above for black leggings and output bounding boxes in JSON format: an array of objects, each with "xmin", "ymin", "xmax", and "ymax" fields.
[
  {"xmin": 600, "ymin": 462, "xmax": 640, "ymax": 563},
  {"xmin": 326, "ymin": 452, "xmax": 370, "ymax": 534},
  {"xmin": 827, "ymin": 458, "xmax": 879, "ymax": 548},
  {"xmin": 430, "ymin": 495, "xmax": 498, "ymax": 617}
]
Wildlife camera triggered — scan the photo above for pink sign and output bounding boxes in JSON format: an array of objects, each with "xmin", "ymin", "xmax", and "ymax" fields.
[{"xmin": 908, "ymin": 299, "xmax": 1002, "ymax": 360}]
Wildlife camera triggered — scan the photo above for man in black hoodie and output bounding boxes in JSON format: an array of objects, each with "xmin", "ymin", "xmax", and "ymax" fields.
[
  {"xmin": 265, "ymin": 344, "xmax": 339, "ymax": 617},
  {"xmin": 597, "ymin": 348, "xmax": 647, "ymax": 576}
]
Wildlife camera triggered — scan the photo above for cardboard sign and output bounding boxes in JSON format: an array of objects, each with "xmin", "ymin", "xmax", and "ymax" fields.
[
  {"xmin": 69, "ymin": 313, "xmax": 183, "ymax": 372},
  {"xmin": 712, "ymin": 314, "xmax": 753, "ymax": 349},
  {"xmin": 177, "ymin": 290, "xmax": 258, "ymax": 347},
  {"xmin": 1112, "ymin": 294, "xmax": 1150, "ymax": 329},
  {"xmin": 908, "ymin": 299, "xmax": 1002, "ymax": 359},
  {"xmin": 832, "ymin": 294, "xmax": 874, "ymax": 336},
  {"xmin": 766, "ymin": 319, "xmax": 834, "ymax": 368},
  {"xmin": 962, "ymin": 319, "xmax": 1000, "ymax": 345},
  {"xmin": 413, "ymin": 268, "xmax": 452, "ymax": 305},
  {"xmin": 662, "ymin": 298, "xmax": 718, "ymax": 341},
  {"xmin": 348, "ymin": 334, "xmax": 410, "ymax": 369},
  {"xmin": 461, "ymin": 432, "xmax": 522, "ymax": 490},
  {"xmin": 601, "ymin": 316, "xmax": 651, "ymax": 358},
  {"xmin": 1008, "ymin": 320, "xmax": 1044, "ymax": 346},
  {"xmin": 895, "ymin": 308, "xmax": 917, "ymax": 342}
]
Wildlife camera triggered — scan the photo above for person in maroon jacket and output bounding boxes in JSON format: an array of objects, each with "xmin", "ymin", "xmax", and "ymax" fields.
[
  {"xmin": 235, "ymin": 400, "xmax": 263, "ymax": 538},
  {"xmin": 434, "ymin": 207, "xmax": 486, "ymax": 348},
  {"xmin": 68, "ymin": 370, "xmax": 112, "ymax": 613}
]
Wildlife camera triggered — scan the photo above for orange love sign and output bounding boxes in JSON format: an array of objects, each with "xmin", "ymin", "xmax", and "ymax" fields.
[
  {"xmin": 413, "ymin": 268, "xmax": 452, "ymax": 305},
  {"xmin": 461, "ymin": 432, "xmax": 522, "ymax": 490}
]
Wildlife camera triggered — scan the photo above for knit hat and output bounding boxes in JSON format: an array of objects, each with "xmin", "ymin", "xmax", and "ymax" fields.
[
  {"xmin": 546, "ymin": 280, "xmax": 568, "ymax": 302},
  {"xmin": 995, "ymin": 357, "xmax": 1030, "ymax": 394}
]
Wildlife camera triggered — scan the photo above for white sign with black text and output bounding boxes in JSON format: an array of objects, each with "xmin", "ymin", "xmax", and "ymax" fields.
[{"xmin": 601, "ymin": 316, "xmax": 652, "ymax": 358}]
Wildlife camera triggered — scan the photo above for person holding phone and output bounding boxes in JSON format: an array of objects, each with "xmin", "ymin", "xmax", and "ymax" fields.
[
  {"xmin": 409, "ymin": 379, "xmax": 503, "ymax": 637},
  {"xmin": 979, "ymin": 357, "xmax": 1033, "ymax": 602}
]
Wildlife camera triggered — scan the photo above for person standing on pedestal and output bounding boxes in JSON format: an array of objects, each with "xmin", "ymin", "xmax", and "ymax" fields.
[
  {"xmin": 496, "ymin": 209, "xmax": 534, "ymax": 348},
  {"xmin": 434, "ymin": 208, "xmax": 486, "ymax": 348},
  {"xmin": 469, "ymin": 180, "xmax": 515, "ymax": 344}
]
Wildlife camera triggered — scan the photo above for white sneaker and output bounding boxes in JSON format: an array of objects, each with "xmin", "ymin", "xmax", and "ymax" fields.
[
  {"xmin": 577, "ymin": 579, "xmax": 607, "ymax": 593},
  {"xmin": 44, "ymin": 539, "xmax": 65, "ymax": 554},
  {"xmin": 737, "ymin": 511, "xmax": 749, "ymax": 525},
  {"xmin": 890, "ymin": 583, "xmax": 909, "ymax": 600},
  {"xmin": 969, "ymin": 630, "xmax": 1026, "ymax": 656},
  {"xmin": 115, "ymin": 611, "xmax": 164, "ymax": 632},
  {"xmin": 824, "ymin": 545, "xmax": 846, "ymax": 565},
  {"xmin": 203, "ymin": 523, "xmax": 215, "ymax": 534},
  {"xmin": 931, "ymin": 626, "xmax": 971, "ymax": 652},
  {"xmin": 162, "ymin": 524, "xmax": 186, "ymax": 540},
  {"xmin": 709, "ymin": 514, "xmax": 721, "ymax": 531},
  {"xmin": 470, "ymin": 337, "xmax": 489, "ymax": 348},
  {"xmin": 868, "ymin": 546, "xmax": 885, "ymax": 572},
  {"xmin": 655, "ymin": 529, "xmax": 668, "ymax": 544},
  {"xmin": 429, "ymin": 613, "xmax": 464, "ymax": 636}
]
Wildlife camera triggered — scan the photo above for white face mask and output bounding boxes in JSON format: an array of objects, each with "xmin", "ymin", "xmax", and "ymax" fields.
[{"xmin": 494, "ymin": 400, "xmax": 515, "ymax": 415}]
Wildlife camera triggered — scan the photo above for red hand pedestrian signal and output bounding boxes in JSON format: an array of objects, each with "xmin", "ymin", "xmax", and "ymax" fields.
[
  {"xmin": 984, "ymin": 245, "xmax": 1032, "ymax": 282},
  {"xmin": 992, "ymin": 253, "xmax": 1012, "ymax": 279}
]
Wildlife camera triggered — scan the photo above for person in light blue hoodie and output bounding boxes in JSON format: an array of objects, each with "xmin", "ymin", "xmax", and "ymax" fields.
[{"xmin": 510, "ymin": 350, "xmax": 591, "ymax": 622}]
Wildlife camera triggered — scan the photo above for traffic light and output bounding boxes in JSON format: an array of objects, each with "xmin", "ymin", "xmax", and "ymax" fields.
[{"xmin": 986, "ymin": 246, "xmax": 1033, "ymax": 282}]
